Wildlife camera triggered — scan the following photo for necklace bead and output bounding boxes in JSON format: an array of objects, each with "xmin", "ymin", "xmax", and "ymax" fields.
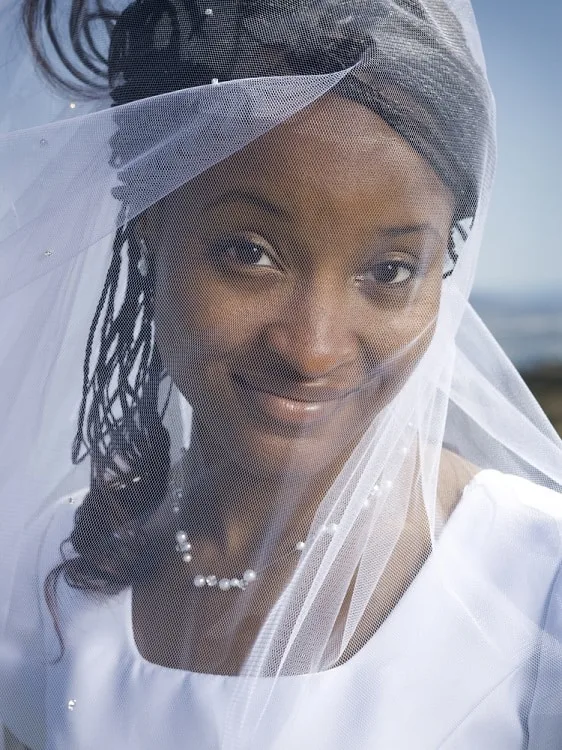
[
  {"xmin": 243, "ymin": 569, "xmax": 257, "ymax": 583},
  {"xmin": 173, "ymin": 491, "xmax": 305, "ymax": 591}
]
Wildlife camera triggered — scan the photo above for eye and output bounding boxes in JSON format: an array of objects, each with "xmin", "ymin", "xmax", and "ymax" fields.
[
  {"xmin": 358, "ymin": 261, "xmax": 415, "ymax": 286},
  {"xmin": 210, "ymin": 236, "xmax": 275, "ymax": 268}
]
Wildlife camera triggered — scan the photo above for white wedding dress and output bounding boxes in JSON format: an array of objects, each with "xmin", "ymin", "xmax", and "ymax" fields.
[{"xmin": 1, "ymin": 470, "xmax": 561, "ymax": 750}]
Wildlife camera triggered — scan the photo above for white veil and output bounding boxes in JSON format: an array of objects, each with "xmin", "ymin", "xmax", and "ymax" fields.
[{"xmin": 1, "ymin": 0, "xmax": 561, "ymax": 747}]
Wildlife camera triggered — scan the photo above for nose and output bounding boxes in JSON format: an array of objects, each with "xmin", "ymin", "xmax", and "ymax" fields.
[{"xmin": 264, "ymin": 280, "xmax": 358, "ymax": 379}]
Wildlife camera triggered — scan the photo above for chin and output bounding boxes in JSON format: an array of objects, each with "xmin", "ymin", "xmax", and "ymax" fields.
[{"xmin": 199, "ymin": 406, "xmax": 374, "ymax": 483}]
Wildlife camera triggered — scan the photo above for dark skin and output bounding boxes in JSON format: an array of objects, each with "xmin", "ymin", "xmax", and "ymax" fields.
[{"xmin": 133, "ymin": 94, "xmax": 477, "ymax": 674}]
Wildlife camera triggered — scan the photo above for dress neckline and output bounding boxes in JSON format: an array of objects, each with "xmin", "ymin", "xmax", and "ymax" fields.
[{"xmin": 124, "ymin": 469, "xmax": 494, "ymax": 680}]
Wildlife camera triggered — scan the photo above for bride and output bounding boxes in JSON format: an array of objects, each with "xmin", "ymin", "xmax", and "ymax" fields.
[{"xmin": 1, "ymin": 0, "xmax": 561, "ymax": 747}]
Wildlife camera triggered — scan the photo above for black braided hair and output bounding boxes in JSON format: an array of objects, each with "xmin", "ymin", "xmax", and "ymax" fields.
[
  {"xmin": 44, "ymin": 219, "xmax": 173, "ymax": 652},
  {"xmin": 23, "ymin": 0, "xmax": 490, "ymax": 625}
]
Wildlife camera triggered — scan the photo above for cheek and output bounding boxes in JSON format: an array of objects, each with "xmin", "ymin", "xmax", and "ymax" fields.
[
  {"xmin": 368, "ymin": 279, "xmax": 441, "ymax": 354},
  {"xmin": 153, "ymin": 259, "xmax": 272, "ymax": 384},
  {"xmin": 362, "ymin": 275, "xmax": 442, "ymax": 399}
]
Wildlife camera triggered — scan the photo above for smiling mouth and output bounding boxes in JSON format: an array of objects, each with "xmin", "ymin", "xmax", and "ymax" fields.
[{"xmin": 231, "ymin": 374, "xmax": 358, "ymax": 429}]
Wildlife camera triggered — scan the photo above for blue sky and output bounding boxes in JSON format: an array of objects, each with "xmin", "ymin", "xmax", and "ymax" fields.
[{"xmin": 471, "ymin": 0, "xmax": 562, "ymax": 295}]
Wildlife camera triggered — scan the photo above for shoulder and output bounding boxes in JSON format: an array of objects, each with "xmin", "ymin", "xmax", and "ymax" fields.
[
  {"xmin": 439, "ymin": 448, "xmax": 562, "ymax": 532},
  {"xmin": 455, "ymin": 469, "xmax": 562, "ymax": 595},
  {"xmin": 435, "ymin": 469, "xmax": 562, "ymax": 664},
  {"xmin": 467, "ymin": 469, "xmax": 562, "ymax": 518},
  {"xmin": 440, "ymin": 464, "xmax": 562, "ymax": 606}
]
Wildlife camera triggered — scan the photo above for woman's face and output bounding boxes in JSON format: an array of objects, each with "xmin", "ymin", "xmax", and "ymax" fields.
[{"xmin": 143, "ymin": 95, "xmax": 454, "ymax": 480}]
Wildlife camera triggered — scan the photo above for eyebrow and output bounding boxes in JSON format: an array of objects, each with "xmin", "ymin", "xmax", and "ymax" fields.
[
  {"xmin": 204, "ymin": 193, "xmax": 445, "ymax": 244},
  {"xmin": 204, "ymin": 190, "xmax": 290, "ymax": 218},
  {"xmin": 378, "ymin": 223, "xmax": 445, "ymax": 244}
]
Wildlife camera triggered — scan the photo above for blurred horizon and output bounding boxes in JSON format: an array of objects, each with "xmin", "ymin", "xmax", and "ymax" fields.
[{"xmin": 470, "ymin": 289, "xmax": 562, "ymax": 369}]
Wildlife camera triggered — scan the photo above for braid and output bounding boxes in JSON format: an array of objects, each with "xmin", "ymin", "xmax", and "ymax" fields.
[
  {"xmin": 72, "ymin": 221, "xmax": 170, "ymax": 480},
  {"xmin": 46, "ymin": 221, "xmax": 172, "ymax": 639}
]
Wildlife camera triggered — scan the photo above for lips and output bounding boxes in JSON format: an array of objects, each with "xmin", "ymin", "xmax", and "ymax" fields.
[{"xmin": 231, "ymin": 373, "xmax": 359, "ymax": 429}]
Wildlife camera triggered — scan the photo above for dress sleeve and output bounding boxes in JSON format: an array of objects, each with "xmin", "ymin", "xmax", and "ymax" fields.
[{"xmin": 0, "ymin": 494, "xmax": 81, "ymax": 750}]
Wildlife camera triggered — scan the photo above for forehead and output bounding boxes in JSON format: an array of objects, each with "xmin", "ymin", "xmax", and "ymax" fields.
[{"xmin": 169, "ymin": 94, "xmax": 454, "ymax": 227}]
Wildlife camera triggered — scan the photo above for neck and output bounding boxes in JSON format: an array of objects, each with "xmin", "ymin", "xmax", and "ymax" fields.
[{"xmin": 175, "ymin": 422, "xmax": 344, "ymax": 560}]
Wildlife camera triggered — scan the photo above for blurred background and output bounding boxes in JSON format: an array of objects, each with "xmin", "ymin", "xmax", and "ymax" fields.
[{"xmin": 471, "ymin": 0, "xmax": 562, "ymax": 435}]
